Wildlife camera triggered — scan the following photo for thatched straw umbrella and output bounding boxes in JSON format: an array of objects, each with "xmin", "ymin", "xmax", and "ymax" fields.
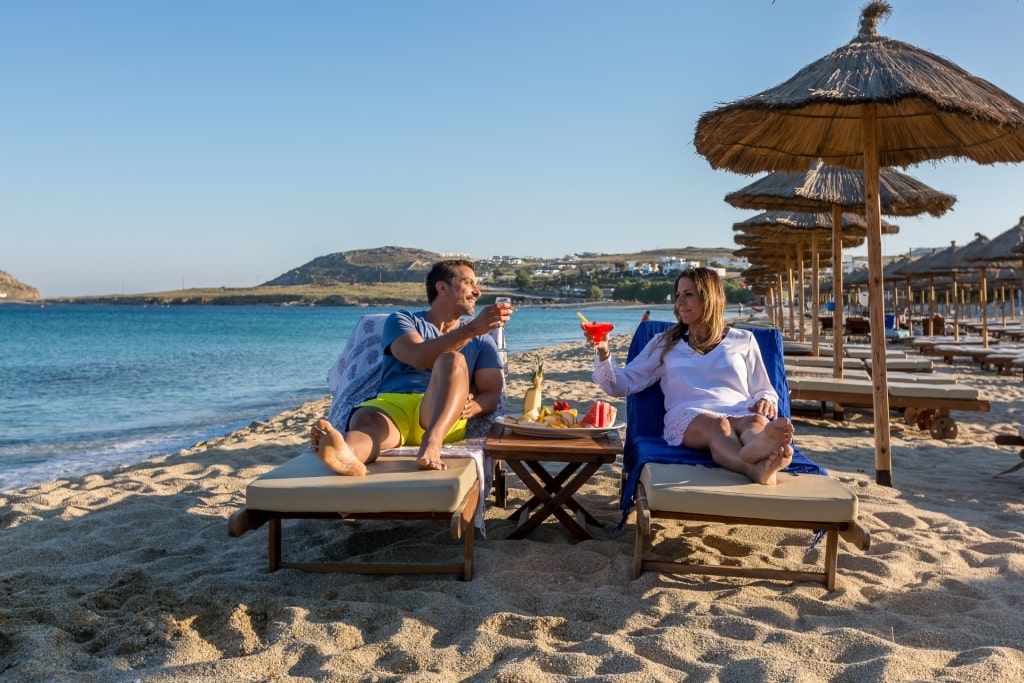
[
  {"xmin": 693, "ymin": 1, "xmax": 1024, "ymax": 486},
  {"xmin": 739, "ymin": 264, "xmax": 782, "ymax": 327},
  {"xmin": 732, "ymin": 210, "xmax": 888, "ymax": 354},
  {"xmin": 909, "ymin": 235, "xmax": 995, "ymax": 342},
  {"xmin": 725, "ymin": 159, "xmax": 955, "ymax": 373},
  {"xmin": 736, "ymin": 245, "xmax": 823, "ymax": 333},
  {"xmin": 958, "ymin": 217, "xmax": 1024, "ymax": 340},
  {"xmin": 897, "ymin": 245, "xmax": 968, "ymax": 335},
  {"xmin": 735, "ymin": 231, "xmax": 838, "ymax": 336}
]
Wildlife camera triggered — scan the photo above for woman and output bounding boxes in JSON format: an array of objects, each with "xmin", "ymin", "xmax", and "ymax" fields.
[{"xmin": 587, "ymin": 267, "xmax": 793, "ymax": 485}]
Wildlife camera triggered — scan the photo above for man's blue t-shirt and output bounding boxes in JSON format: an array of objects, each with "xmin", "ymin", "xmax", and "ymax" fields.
[{"xmin": 379, "ymin": 310, "xmax": 503, "ymax": 394}]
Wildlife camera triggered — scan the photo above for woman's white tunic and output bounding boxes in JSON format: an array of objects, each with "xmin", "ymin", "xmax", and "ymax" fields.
[{"xmin": 593, "ymin": 327, "xmax": 778, "ymax": 446}]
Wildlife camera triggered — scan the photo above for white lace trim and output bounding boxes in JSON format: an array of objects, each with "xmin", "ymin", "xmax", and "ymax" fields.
[
  {"xmin": 663, "ymin": 408, "xmax": 752, "ymax": 446},
  {"xmin": 593, "ymin": 354, "xmax": 617, "ymax": 385}
]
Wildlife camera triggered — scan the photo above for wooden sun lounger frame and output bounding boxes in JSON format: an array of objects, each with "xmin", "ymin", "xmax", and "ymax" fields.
[
  {"xmin": 789, "ymin": 378, "xmax": 990, "ymax": 439},
  {"xmin": 633, "ymin": 484, "xmax": 868, "ymax": 591},
  {"xmin": 228, "ymin": 484, "xmax": 479, "ymax": 579},
  {"xmin": 227, "ymin": 312, "xmax": 507, "ymax": 581}
]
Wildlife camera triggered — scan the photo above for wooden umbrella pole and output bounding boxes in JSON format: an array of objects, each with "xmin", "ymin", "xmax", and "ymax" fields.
[
  {"xmin": 953, "ymin": 274, "xmax": 960, "ymax": 341},
  {"xmin": 776, "ymin": 271, "xmax": 785, "ymax": 330},
  {"xmin": 812, "ymin": 232, "xmax": 821, "ymax": 357},
  {"xmin": 930, "ymin": 277, "xmax": 936, "ymax": 319},
  {"xmin": 981, "ymin": 268, "xmax": 989, "ymax": 348},
  {"xmin": 786, "ymin": 255, "xmax": 796, "ymax": 339},
  {"xmin": 863, "ymin": 103, "xmax": 893, "ymax": 487},
  {"xmin": 832, "ymin": 206, "xmax": 845, "ymax": 378},
  {"xmin": 797, "ymin": 241, "xmax": 807, "ymax": 343}
]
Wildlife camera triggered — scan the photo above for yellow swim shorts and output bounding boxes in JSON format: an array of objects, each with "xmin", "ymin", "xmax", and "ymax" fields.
[{"xmin": 357, "ymin": 393, "xmax": 468, "ymax": 447}]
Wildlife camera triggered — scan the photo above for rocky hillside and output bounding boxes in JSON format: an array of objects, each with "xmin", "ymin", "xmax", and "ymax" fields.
[
  {"xmin": 264, "ymin": 246, "xmax": 441, "ymax": 286},
  {"xmin": 0, "ymin": 271, "xmax": 41, "ymax": 302},
  {"xmin": 264, "ymin": 245, "xmax": 740, "ymax": 287}
]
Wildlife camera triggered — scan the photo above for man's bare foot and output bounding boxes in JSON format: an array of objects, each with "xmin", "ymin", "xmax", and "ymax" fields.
[
  {"xmin": 751, "ymin": 445, "xmax": 794, "ymax": 485},
  {"xmin": 415, "ymin": 446, "xmax": 448, "ymax": 471},
  {"xmin": 310, "ymin": 419, "xmax": 367, "ymax": 476},
  {"xmin": 739, "ymin": 418, "xmax": 794, "ymax": 464}
]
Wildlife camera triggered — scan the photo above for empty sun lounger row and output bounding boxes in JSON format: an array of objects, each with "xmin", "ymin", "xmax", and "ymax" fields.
[
  {"xmin": 786, "ymin": 355, "xmax": 935, "ymax": 374},
  {"xmin": 788, "ymin": 376, "xmax": 990, "ymax": 439},
  {"xmin": 785, "ymin": 364, "xmax": 953, "ymax": 384}
]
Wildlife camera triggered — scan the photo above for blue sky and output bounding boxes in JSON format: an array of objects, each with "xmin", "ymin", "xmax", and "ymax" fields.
[{"xmin": 4, "ymin": 1, "xmax": 1024, "ymax": 297}]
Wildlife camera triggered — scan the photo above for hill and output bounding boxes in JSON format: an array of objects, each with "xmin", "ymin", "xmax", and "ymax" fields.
[
  {"xmin": 263, "ymin": 246, "xmax": 441, "ymax": 286},
  {"xmin": 0, "ymin": 271, "xmax": 42, "ymax": 303},
  {"xmin": 261, "ymin": 245, "xmax": 738, "ymax": 287}
]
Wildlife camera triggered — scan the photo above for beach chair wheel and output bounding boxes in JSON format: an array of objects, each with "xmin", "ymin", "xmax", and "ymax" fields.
[
  {"xmin": 903, "ymin": 407, "xmax": 920, "ymax": 426},
  {"xmin": 930, "ymin": 416, "xmax": 958, "ymax": 440},
  {"xmin": 916, "ymin": 408, "xmax": 936, "ymax": 431}
]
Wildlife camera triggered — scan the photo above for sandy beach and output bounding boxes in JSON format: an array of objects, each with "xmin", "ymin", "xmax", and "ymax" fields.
[{"xmin": 2, "ymin": 331, "xmax": 1024, "ymax": 682}]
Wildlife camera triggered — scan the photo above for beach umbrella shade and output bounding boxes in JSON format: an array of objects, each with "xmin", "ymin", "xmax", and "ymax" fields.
[
  {"xmin": 959, "ymin": 216, "xmax": 1024, "ymax": 336},
  {"xmin": 734, "ymin": 232, "xmax": 838, "ymax": 335},
  {"xmin": 736, "ymin": 246, "xmax": 813, "ymax": 332},
  {"xmin": 693, "ymin": 1, "xmax": 1024, "ymax": 486},
  {"xmin": 724, "ymin": 158, "xmax": 957, "ymax": 217},
  {"xmin": 898, "ymin": 243, "xmax": 970, "ymax": 336},
  {"xmin": 726, "ymin": 160, "xmax": 955, "ymax": 374},
  {"xmin": 734, "ymin": 210, "xmax": 895, "ymax": 353},
  {"xmin": 910, "ymin": 235, "xmax": 996, "ymax": 341}
]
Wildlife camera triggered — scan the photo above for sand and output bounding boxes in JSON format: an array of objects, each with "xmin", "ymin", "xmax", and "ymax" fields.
[{"xmin": 2, "ymin": 332, "xmax": 1024, "ymax": 682}]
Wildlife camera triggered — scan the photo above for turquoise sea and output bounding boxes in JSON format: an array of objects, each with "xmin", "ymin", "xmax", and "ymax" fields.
[{"xmin": 0, "ymin": 302, "xmax": 685, "ymax": 492}]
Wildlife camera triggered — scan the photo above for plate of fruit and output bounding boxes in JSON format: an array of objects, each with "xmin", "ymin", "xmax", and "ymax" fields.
[{"xmin": 496, "ymin": 400, "xmax": 623, "ymax": 438}]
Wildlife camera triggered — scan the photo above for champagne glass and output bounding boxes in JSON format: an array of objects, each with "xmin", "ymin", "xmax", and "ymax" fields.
[{"xmin": 494, "ymin": 297, "xmax": 512, "ymax": 364}]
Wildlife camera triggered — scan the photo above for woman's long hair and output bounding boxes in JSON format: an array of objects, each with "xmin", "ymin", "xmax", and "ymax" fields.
[{"xmin": 658, "ymin": 267, "xmax": 726, "ymax": 363}]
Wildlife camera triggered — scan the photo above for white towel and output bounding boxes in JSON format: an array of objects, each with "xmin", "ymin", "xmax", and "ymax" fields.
[{"xmin": 378, "ymin": 440, "xmax": 491, "ymax": 537}]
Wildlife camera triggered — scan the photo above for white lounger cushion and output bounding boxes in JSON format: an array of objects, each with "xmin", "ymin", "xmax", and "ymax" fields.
[
  {"xmin": 247, "ymin": 452, "xmax": 478, "ymax": 515},
  {"xmin": 641, "ymin": 463, "xmax": 857, "ymax": 523},
  {"xmin": 789, "ymin": 376, "xmax": 979, "ymax": 400}
]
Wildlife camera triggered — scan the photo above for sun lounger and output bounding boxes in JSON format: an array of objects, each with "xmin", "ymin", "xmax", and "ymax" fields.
[
  {"xmin": 930, "ymin": 344, "xmax": 980, "ymax": 364},
  {"xmin": 843, "ymin": 346, "xmax": 908, "ymax": 360},
  {"xmin": 623, "ymin": 321, "xmax": 868, "ymax": 590},
  {"xmin": 788, "ymin": 376, "xmax": 990, "ymax": 439},
  {"xmin": 993, "ymin": 427, "xmax": 1024, "ymax": 476},
  {"xmin": 862, "ymin": 357, "xmax": 934, "ymax": 373},
  {"xmin": 786, "ymin": 364, "xmax": 951, "ymax": 385},
  {"xmin": 785, "ymin": 356, "xmax": 862, "ymax": 370},
  {"xmin": 978, "ymin": 352, "xmax": 1024, "ymax": 374},
  {"xmin": 228, "ymin": 313, "xmax": 504, "ymax": 579}
]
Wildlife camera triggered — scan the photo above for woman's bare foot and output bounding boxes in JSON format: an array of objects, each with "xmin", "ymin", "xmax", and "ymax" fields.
[
  {"xmin": 739, "ymin": 418, "xmax": 794, "ymax": 464},
  {"xmin": 750, "ymin": 444, "xmax": 794, "ymax": 485},
  {"xmin": 310, "ymin": 419, "xmax": 367, "ymax": 476}
]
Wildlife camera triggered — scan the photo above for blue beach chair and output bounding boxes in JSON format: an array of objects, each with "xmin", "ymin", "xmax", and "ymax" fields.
[{"xmin": 621, "ymin": 320, "xmax": 869, "ymax": 590}]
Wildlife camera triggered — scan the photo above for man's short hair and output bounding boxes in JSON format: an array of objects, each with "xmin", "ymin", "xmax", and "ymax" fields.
[{"xmin": 426, "ymin": 259, "xmax": 476, "ymax": 303}]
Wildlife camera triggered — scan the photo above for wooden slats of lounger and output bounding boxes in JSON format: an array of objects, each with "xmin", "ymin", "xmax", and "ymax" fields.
[
  {"xmin": 229, "ymin": 453, "xmax": 479, "ymax": 579},
  {"xmin": 789, "ymin": 376, "xmax": 987, "ymax": 410},
  {"xmin": 788, "ymin": 376, "xmax": 989, "ymax": 438}
]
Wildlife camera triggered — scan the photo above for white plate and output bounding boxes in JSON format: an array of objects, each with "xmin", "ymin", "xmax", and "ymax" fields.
[{"xmin": 495, "ymin": 415, "xmax": 625, "ymax": 439}]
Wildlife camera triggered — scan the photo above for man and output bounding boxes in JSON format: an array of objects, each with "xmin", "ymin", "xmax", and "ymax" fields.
[{"xmin": 310, "ymin": 259, "xmax": 510, "ymax": 475}]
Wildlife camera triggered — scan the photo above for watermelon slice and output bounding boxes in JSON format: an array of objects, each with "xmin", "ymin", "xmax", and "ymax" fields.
[{"xmin": 580, "ymin": 400, "xmax": 617, "ymax": 428}]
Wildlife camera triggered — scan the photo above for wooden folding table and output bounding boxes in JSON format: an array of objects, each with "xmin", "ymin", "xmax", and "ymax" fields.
[{"xmin": 484, "ymin": 422, "xmax": 622, "ymax": 541}]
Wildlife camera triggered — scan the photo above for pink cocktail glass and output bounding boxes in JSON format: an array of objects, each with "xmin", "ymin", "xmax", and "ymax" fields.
[{"xmin": 582, "ymin": 321, "xmax": 615, "ymax": 342}]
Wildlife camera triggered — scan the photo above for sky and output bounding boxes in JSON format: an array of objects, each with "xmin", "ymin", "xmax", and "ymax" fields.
[{"xmin": 4, "ymin": 1, "xmax": 1024, "ymax": 297}]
